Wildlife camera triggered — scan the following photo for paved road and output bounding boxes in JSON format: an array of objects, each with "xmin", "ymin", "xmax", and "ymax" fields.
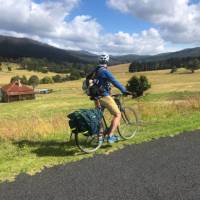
[{"xmin": 1, "ymin": 131, "xmax": 200, "ymax": 200}]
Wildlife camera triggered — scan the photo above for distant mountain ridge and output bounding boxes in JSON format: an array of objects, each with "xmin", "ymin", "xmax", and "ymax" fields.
[
  {"xmin": 141, "ymin": 47, "xmax": 200, "ymax": 62},
  {"xmin": 0, "ymin": 35, "xmax": 200, "ymax": 65},
  {"xmin": 0, "ymin": 35, "xmax": 98, "ymax": 64}
]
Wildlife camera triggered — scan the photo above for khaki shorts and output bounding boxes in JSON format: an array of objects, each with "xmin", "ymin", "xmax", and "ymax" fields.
[{"xmin": 99, "ymin": 96, "xmax": 120, "ymax": 116}]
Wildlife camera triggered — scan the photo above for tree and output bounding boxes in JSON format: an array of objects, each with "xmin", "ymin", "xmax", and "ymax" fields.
[
  {"xmin": 28, "ymin": 75, "xmax": 40, "ymax": 88},
  {"xmin": 40, "ymin": 76, "xmax": 54, "ymax": 84},
  {"xmin": 82, "ymin": 64, "xmax": 94, "ymax": 75},
  {"xmin": 126, "ymin": 75, "xmax": 151, "ymax": 98},
  {"xmin": 187, "ymin": 58, "xmax": 200, "ymax": 73}
]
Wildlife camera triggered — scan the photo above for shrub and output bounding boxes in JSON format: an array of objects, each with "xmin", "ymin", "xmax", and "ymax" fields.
[
  {"xmin": 69, "ymin": 70, "xmax": 81, "ymax": 80},
  {"xmin": 10, "ymin": 76, "xmax": 20, "ymax": 83},
  {"xmin": 140, "ymin": 75, "xmax": 151, "ymax": 91},
  {"xmin": 20, "ymin": 75, "xmax": 28, "ymax": 85},
  {"xmin": 65, "ymin": 75, "xmax": 71, "ymax": 81},
  {"xmin": 170, "ymin": 66, "xmax": 177, "ymax": 73},
  {"xmin": 52, "ymin": 75, "xmax": 63, "ymax": 83},
  {"xmin": 126, "ymin": 75, "xmax": 151, "ymax": 98},
  {"xmin": 41, "ymin": 68, "xmax": 48, "ymax": 73},
  {"xmin": 8, "ymin": 66, "xmax": 12, "ymax": 71},
  {"xmin": 40, "ymin": 76, "xmax": 54, "ymax": 84}
]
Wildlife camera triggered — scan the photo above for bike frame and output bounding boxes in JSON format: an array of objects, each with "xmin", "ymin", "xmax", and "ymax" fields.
[{"xmin": 69, "ymin": 94, "xmax": 128, "ymax": 140}]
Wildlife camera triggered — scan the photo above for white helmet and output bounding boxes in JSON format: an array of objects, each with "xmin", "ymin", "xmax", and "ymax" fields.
[{"xmin": 98, "ymin": 53, "xmax": 109, "ymax": 64}]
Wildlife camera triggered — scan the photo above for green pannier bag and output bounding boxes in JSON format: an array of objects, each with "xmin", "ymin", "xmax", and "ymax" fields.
[{"xmin": 67, "ymin": 108, "xmax": 103, "ymax": 135}]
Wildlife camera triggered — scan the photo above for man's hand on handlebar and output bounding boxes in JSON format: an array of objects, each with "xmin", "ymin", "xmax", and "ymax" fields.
[{"xmin": 123, "ymin": 91, "xmax": 132, "ymax": 97}]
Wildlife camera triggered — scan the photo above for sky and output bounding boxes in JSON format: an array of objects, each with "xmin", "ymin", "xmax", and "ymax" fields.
[{"xmin": 0, "ymin": 0, "xmax": 200, "ymax": 55}]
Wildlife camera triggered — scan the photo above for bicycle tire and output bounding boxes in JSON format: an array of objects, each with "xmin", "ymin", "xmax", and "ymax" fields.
[
  {"xmin": 75, "ymin": 119, "xmax": 105, "ymax": 153},
  {"xmin": 118, "ymin": 106, "xmax": 139, "ymax": 139}
]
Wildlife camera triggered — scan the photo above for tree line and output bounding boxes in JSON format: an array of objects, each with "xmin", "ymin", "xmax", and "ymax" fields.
[
  {"xmin": 10, "ymin": 71, "xmax": 86, "ymax": 89},
  {"xmin": 0, "ymin": 57, "xmax": 95, "ymax": 74},
  {"xmin": 129, "ymin": 57, "xmax": 200, "ymax": 73}
]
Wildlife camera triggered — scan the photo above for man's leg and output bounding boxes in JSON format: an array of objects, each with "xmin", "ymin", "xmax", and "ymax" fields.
[
  {"xmin": 99, "ymin": 96, "xmax": 121, "ymax": 137},
  {"xmin": 108, "ymin": 113, "xmax": 121, "ymax": 136}
]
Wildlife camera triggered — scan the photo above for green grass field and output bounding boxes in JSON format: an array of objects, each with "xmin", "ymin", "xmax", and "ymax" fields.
[{"xmin": 0, "ymin": 63, "xmax": 200, "ymax": 182}]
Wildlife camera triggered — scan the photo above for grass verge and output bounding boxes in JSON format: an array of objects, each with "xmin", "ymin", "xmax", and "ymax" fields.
[{"xmin": 0, "ymin": 98, "xmax": 200, "ymax": 183}]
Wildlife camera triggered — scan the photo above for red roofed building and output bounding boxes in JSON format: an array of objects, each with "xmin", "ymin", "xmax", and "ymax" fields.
[{"xmin": 0, "ymin": 81, "xmax": 35, "ymax": 102}]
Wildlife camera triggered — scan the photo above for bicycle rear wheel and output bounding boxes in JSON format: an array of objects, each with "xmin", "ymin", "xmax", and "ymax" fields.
[
  {"xmin": 118, "ymin": 107, "xmax": 139, "ymax": 139},
  {"xmin": 75, "ymin": 119, "xmax": 106, "ymax": 154},
  {"xmin": 75, "ymin": 131, "xmax": 102, "ymax": 153}
]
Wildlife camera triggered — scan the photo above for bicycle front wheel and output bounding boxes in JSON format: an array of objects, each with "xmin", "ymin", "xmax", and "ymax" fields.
[
  {"xmin": 118, "ymin": 107, "xmax": 139, "ymax": 139},
  {"xmin": 75, "ymin": 131, "xmax": 102, "ymax": 154}
]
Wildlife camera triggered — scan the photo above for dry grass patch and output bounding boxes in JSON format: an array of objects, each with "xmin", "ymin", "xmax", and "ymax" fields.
[
  {"xmin": 0, "ymin": 113, "xmax": 68, "ymax": 141},
  {"xmin": 138, "ymin": 96, "xmax": 200, "ymax": 122}
]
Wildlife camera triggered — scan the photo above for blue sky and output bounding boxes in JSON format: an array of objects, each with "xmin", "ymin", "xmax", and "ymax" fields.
[
  {"xmin": 68, "ymin": 0, "xmax": 153, "ymax": 34},
  {"xmin": 0, "ymin": 0, "xmax": 200, "ymax": 55}
]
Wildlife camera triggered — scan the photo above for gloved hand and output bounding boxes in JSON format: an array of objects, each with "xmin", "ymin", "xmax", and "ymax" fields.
[{"xmin": 123, "ymin": 91, "xmax": 132, "ymax": 96}]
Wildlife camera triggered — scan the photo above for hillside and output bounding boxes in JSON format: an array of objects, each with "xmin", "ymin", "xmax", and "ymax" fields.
[
  {"xmin": 142, "ymin": 47, "xmax": 200, "ymax": 62},
  {"xmin": 0, "ymin": 35, "xmax": 97, "ymax": 64},
  {"xmin": 0, "ymin": 35, "xmax": 200, "ymax": 66}
]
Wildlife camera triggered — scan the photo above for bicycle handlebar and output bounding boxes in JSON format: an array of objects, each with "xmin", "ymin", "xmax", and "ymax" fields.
[
  {"xmin": 111, "ymin": 92, "xmax": 132, "ymax": 98},
  {"xmin": 111, "ymin": 94, "xmax": 122, "ymax": 98}
]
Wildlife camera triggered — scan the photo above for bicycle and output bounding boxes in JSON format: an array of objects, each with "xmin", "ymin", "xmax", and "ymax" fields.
[{"xmin": 71, "ymin": 94, "xmax": 139, "ymax": 153}]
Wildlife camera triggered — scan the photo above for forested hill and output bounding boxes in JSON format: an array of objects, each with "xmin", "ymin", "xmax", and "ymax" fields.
[
  {"xmin": 0, "ymin": 35, "xmax": 98, "ymax": 64},
  {"xmin": 141, "ymin": 47, "xmax": 200, "ymax": 62},
  {"xmin": 129, "ymin": 48, "xmax": 200, "ymax": 72},
  {"xmin": 0, "ymin": 35, "xmax": 144, "ymax": 65},
  {"xmin": 0, "ymin": 35, "xmax": 200, "ymax": 66}
]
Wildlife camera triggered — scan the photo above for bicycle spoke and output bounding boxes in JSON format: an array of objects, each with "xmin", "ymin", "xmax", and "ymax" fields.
[{"xmin": 75, "ymin": 131, "xmax": 103, "ymax": 154}]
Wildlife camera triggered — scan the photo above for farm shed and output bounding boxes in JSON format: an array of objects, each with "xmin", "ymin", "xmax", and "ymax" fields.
[{"xmin": 0, "ymin": 81, "xmax": 35, "ymax": 102}]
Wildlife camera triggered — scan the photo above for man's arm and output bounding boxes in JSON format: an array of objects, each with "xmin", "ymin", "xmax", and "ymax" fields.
[{"xmin": 103, "ymin": 70, "xmax": 127, "ymax": 93}]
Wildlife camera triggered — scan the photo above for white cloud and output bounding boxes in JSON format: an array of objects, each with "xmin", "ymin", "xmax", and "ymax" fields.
[
  {"xmin": 100, "ymin": 28, "xmax": 166, "ymax": 55},
  {"xmin": 0, "ymin": 0, "xmax": 177, "ymax": 55},
  {"xmin": 107, "ymin": 0, "xmax": 200, "ymax": 44},
  {"xmin": 0, "ymin": 0, "xmax": 80, "ymax": 34},
  {"xmin": 107, "ymin": 0, "xmax": 188, "ymax": 23},
  {"xmin": 0, "ymin": 0, "xmax": 101, "ymax": 46}
]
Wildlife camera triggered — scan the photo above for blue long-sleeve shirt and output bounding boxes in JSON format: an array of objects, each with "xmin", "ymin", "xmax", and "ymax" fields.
[{"xmin": 95, "ymin": 66, "xmax": 127, "ymax": 96}]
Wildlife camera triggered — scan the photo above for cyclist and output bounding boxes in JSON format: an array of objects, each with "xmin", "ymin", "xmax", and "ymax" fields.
[{"xmin": 94, "ymin": 53, "xmax": 130, "ymax": 144}]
